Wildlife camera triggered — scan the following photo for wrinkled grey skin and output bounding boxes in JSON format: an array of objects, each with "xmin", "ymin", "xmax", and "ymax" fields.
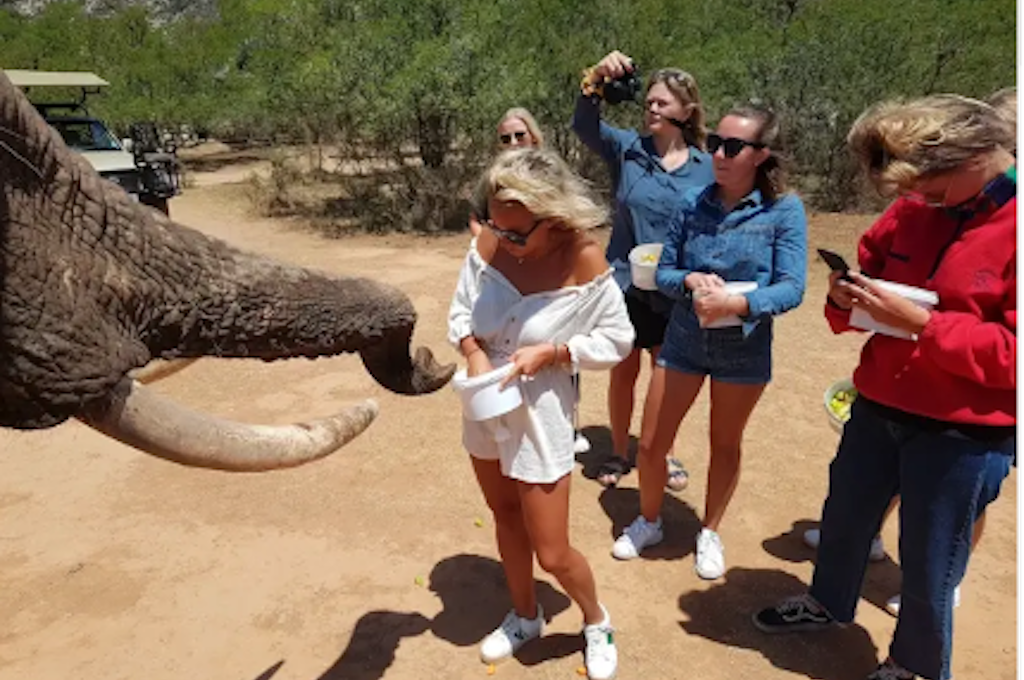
[{"xmin": 0, "ymin": 70, "xmax": 453, "ymax": 437}]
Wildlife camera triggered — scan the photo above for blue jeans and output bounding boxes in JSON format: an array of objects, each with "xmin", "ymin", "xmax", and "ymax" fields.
[{"xmin": 809, "ymin": 398, "xmax": 1013, "ymax": 680}]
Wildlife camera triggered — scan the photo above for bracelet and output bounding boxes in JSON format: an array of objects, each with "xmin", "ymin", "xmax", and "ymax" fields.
[{"xmin": 465, "ymin": 346, "xmax": 483, "ymax": 358}]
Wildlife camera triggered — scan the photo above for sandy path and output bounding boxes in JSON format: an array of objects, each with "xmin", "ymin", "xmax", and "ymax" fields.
[{"xmin": 0, "ymin": 176, "xmax": 1015, "ymax": 680}]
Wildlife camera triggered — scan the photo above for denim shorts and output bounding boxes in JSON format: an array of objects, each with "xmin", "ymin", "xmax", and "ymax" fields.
[{"xmin": 656, "ymin": 310, "xmax": 773, "ymax": 384}]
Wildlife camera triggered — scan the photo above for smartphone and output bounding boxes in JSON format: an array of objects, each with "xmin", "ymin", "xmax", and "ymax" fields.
[{"xmin": 817, "ymin": 248, "xmax": 855, "ymax": 283}]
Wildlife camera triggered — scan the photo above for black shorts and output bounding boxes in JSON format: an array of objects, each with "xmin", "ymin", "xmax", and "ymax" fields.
[{"xmin": 626, "ymin": 293, "xmax": 669, "ymax": 350}]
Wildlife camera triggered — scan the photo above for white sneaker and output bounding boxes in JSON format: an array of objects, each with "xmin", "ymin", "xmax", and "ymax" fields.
[
  {"xmin": 695, "ymin": 527, "xmax": 726, "ymax": 580},
  {"xmin": 885, "ymin": 585, "xmax": 961, "ymax": 617},
  {"xmin": 802, "ymin": 528, "xmax": 886, "ymax": 562},
  {"xmin": 583, "ymin": 604, "xmax": 617, "ymax": 680},
  {"xmin": 479, "ymin": 605, "xmax": 544, "ymax": 663},
  {"xmin": 574, "ymin": 432, "xmax": 592, "ymax": 454},
  {"xmin": 611, "ymin": 516, "xmax": 663, "ymax": 560}
]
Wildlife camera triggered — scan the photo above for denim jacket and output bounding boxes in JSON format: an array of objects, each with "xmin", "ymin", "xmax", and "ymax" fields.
[
  {"xmin": 572, "ymin": 95, "xmax": 713, "ymax": 311},
  {"xmin": 655, "ymin": 184, "xmax": 808, "ymax": 334}
]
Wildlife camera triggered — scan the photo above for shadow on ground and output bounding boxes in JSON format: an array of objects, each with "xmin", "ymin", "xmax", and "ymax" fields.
[
  {"xmin": 249, "ymin": 554, "xmax": 575, "ymax": 680},
  {"xmin": 677, "ymin": 567, "xmax": 881, "ymax": 680},
  {"xmin": 762, "ymin": 520, "xmax": 903, "ymax": 618}
]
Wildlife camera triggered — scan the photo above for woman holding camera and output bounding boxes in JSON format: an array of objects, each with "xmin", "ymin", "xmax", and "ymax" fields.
[
  {"xmin": 610, "ymin": 102, "xmax": 807, "ymax": 580},
  {"xmin": 753, "ymin": 95, "xmax": 1015, "ymax": 680},
  {"xmin": 573, "ymin": 49, "xmax": 714, "ymax": 491},
  {"xmin": 450, "ymin": 148, "xmax": 634, "ymax": 679}
]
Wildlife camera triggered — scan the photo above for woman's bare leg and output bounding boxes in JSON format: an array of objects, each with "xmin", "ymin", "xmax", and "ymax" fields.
[
  {"xmin": 607, "ymin": 348, "xmax": 642, "ymax": 462},
  {"xmin": 703, "ymin": 381, "xmax": 766, "ymax": 530},
  {"xmin": 637, "ymin": 368, "xmax": 705, "ymax": 521},
  {"xmin": 473, "ymin": 457, "xmax": 537, "ymax": 618},
  {"xmin": 519, "ymin": 474, "xmax": 604, "ymax": 624}
]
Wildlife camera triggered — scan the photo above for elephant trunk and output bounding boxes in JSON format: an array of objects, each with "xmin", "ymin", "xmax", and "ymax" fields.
[
  {"xmin": 134, "ymin": 241, "xmax": 455, "ymax": 396},
  {"xmin": 79, "ymin": 378, "xmax": 379, "ymax": 471}
]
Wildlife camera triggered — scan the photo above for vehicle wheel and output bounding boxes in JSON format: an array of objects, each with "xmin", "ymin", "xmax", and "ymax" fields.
[{"xmin": 140, "ymin": 194, "xmax": 170, "ymax": 216}]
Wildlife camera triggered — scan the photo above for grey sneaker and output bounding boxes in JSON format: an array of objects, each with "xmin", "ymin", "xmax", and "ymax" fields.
[
  {"xmin": 611, "ymin": 515, "xmax": 663, "ymax": 560},
  {"xmin": 480, "ymin": 605, "xmax": 544, "ymax": 663}
]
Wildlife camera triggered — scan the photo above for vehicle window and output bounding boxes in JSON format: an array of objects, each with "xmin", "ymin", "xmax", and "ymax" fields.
[{"xmin": 51, "ymin": 120, "xmax": 121, "ymax": 151}]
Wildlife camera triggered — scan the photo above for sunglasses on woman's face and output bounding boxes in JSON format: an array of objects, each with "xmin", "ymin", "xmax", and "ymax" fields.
[
  {"xmin": 707, "ymin": 133, "xmax": 765, "ymax": 158},
  {"xmin": 499, "ymin": 131, "xmax": 528, "ymax": 145},
  {"xmin": 482, "ymin": 217, "xmax": 543, "ymax": 246}
]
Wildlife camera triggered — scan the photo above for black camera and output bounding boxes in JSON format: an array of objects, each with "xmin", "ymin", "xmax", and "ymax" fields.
[{"xmin": 603, "ymin": 67, "xmax": 642, "ymax": 105}]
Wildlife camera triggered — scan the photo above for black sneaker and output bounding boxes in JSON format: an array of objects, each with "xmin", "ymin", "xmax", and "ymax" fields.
[
  {"xmin": 752, "ymin": 593, "xmax": 837, "ymax": 633},
  {"xmin": 866, "ymin": 659, "xmax": 916, "ymax": 680}
]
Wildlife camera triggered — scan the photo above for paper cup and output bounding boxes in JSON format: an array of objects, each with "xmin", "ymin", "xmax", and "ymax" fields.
[
  {"xmin": 451, "ymin": 364, "xmax": 524, "ymax": 421},
  {"xmin": 629, "ymin": 244, "xmax": 663, "ymax": 291}
]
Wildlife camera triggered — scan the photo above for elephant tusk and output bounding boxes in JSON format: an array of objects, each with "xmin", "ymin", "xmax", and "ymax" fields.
[
  {"xmin": 129, "ymin": 358, "xmax": 200, "ymax": 384},
  {"xmin": 78, "ymin": 378, "xmax": 378, "ymax": 471}
]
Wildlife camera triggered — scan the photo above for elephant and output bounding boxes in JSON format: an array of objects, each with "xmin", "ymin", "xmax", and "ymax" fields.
[{"xmin": 0, "ymin": 69, "xmax": 455, "ymax": 472}]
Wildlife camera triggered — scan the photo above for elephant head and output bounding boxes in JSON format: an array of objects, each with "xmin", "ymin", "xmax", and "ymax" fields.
[{"xmin": 0, "ymin": 69, "xmax": 454, "ymax": 471}]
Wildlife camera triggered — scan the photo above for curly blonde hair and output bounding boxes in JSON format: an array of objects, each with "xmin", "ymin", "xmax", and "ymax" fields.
[
  {"xmin": 847, "ymin": 94, "xmax": 1014, "ymax": 195},
  {"xmin": 475, "ymin": 147, "xmax": 608, "ymax": 231}
]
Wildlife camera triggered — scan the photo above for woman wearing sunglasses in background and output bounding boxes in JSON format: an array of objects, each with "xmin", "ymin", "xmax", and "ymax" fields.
[
  {"xmin": 497, "ymin": 107, "xmax": 545, "ymax": 149},
  {"xmin": 754, "ymin": 95, "xmax": 1015, "ymax": 680},
  {"xmin": 611, "ymin": 102, "xmax": 807, "ymax": 581},
  {"xmin": 450, "ymin": 148, "xmax": 634, "ymax": 679},
  {"xmin": 573, "ymin": 49, "xmax": 714, "ymax": 491},
  {"xmin": 471, "ymin": 108, "xmax": 546, "ymax": 240}
]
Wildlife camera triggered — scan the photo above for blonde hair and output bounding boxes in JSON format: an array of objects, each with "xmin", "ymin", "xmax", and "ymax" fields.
[
  {"xmin": 987, "ymin": 87, "xmax": 1017, "ymax": 154},
  {"xmin": 475, "ymin": 147, "xmax": 608, "ymax": 231},
  {"xmin": 847, "ymin": 94, "xmax": 1014, "ymax": 195},
  {"xmin": 647, "ymin": 68, "xmax": 707, "ymax": 149},
  {"xmin": 498, "ymin": 107, "xmax": 545, "ymax": 147}
]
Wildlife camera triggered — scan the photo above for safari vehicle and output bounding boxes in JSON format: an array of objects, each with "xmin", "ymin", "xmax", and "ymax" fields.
[{"xmin": 6, "ymin": 69, "xmax": 181, "ymax": 215}]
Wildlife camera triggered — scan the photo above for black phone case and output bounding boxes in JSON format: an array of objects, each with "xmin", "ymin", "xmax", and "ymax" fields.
[{"xmin": 817, "ymin": 248, "xmax": 850, "ymax": 273}]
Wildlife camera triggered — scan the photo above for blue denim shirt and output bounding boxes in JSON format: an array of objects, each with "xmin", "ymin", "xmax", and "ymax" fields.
[
  {"xmin": 655, "ymin": 184, "xmax": 808, "ymax": 334},
  {"xmin": 572, "ymin": 95, "xmax": 714, "ymax": 310}
]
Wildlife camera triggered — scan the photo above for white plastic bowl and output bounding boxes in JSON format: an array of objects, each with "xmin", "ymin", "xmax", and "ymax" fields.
[
  {"xmin": 629, "ymin": 243, "xmax": 663, "ymax": 291},
  {"xmin": 823, "ymin": 378, "xmax": 857, "ymax": 434},
  {"xmin": 849, "ymin": 279, "xmax": 938, "ymax": 340},
  {"xmin": 451, "ymin": 364, "xmax": 523, "ymax": 421},
  {"xmin": 696, "ymin": 281, "xmax": 758, "ymax": 328}
]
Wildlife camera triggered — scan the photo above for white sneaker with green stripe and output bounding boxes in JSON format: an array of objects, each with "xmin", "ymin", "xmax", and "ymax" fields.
[{"xmin": 583, "ymin": 604, "xmax": 617, "ymax": 679}]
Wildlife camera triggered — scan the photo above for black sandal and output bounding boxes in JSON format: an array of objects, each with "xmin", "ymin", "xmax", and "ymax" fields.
[{"xmin": 596, "ymin": 456, "xmax": 632, "ymax": 488}]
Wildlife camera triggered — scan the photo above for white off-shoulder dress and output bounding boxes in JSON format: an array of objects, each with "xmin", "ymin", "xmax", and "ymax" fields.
[{"xmin": 448, "ymin": 240, "xmax": 635, "ymax": 483}]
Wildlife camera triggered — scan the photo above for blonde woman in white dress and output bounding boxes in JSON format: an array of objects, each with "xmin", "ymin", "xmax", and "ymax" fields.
[{"xmin": 449, "ymin": 147, "xmax": 634, "ymax": 680}]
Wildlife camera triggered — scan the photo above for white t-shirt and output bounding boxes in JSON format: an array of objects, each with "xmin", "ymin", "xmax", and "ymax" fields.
[{"xmin": 448, "ymin": 240, "xmax": 634, "ymax": 483}]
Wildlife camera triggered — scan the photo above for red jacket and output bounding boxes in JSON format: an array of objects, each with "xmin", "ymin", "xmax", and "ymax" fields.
[{"xmin": 825, "ymin": 194, "xmax": 1016, "ymax": 427}]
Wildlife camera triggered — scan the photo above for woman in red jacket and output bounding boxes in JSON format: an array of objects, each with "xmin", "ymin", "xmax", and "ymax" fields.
[{"xmin": 753, "ymin": 94, "xmax": 1016, "ymax": 680}]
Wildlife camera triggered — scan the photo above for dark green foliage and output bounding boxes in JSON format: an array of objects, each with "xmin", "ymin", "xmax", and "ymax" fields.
[{"xmin": 2, "ymin": 0, "xmax": 1015, "ymax": 222}]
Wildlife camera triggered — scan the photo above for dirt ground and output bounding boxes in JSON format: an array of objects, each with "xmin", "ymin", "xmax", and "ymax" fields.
[{"xmin": 0, "ymin": 167, "xmax": 1016, "ymax": 680}]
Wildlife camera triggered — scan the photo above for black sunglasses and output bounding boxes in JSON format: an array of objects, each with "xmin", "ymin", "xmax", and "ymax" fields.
[
  {"xmin": 707, "ymin": 133, "xmax": 765, "ymax": 158},
  {"xmin": 499, "ymin": 131, "xmax": 528, "ymax": 145},
  {"xmin": 482, "ymin": 217, "xmax": 543, "ymax": 246}
]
